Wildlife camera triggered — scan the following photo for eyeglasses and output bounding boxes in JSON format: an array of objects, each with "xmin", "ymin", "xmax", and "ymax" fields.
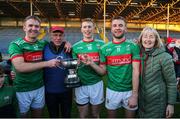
[{"xmin": 0, "ymin": 75, "xmax": 7, "ymax": 78}]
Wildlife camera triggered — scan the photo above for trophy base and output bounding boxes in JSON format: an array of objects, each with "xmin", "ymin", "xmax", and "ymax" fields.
[{"xmin": 65, "ymin": 82, "xmax": 81, "ymax": 88}]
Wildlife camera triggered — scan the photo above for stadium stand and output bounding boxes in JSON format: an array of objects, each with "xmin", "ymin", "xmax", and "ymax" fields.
[{"xmin": 1, "ymin": 27, "xmax": 180, "ymax": 58}]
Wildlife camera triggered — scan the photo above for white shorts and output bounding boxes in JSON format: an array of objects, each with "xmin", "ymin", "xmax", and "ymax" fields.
[
  {"xmin": 75, "ymin": 80, "xmax": 104, "ymax": 105},
  {"xmin": 16, "ymin": 86, "xmax": 45, "ymax": 114},
  {"xmin": 105, "ymin": 88, "xmax": 138, "ymax": 110}
]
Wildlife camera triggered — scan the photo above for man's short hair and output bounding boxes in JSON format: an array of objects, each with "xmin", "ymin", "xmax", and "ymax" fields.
[
  {"xmin": 81, "ymin": 18, "xmax": 95, "ymax": 27},
  {"xmin": 111, "ymin": 16, "xmax": 127, "ymax": 26},
  {"xmin": 23, "ymin": 15, "xmax": 41, "ymax": 24}
]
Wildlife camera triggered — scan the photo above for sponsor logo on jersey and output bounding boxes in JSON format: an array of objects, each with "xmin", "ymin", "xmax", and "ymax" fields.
[
  {"xmin": 23, "ymin": 51, "xmax": 43, "ymax": 62},
  {"xmin": 33, "ymin": 44, "xmax": 39, "ymax": 49},
  {"xmin": 87, "ymin": 46, "xmax": 92, "ymax": 50},
  {"xmin": 77, "ymin": 52, "xmax": 100, "ymax": 62},
  {"xmin": 86, "ymin": 44, "xmax": 93, "ymax": 50},
  {"xmin": 96, "ymin": 44, "xmax": 101, "ymax": 49},
  {"xmin": 4, "ymin": 96, "xmax": 10, "ymax": 100},
  {"xmin": 4, "ymin": 96, "xmax": 10, "ymax": 103},
  {"xmin": 106, "ymin": 48, "xmax": 112, "ymax": 52},
  {"xmin": 77, "ymin": 46, "xmax": 83, "ymax": 50},
  {"xmin": 107, "ymin": 54, "xmax": 132, "ymax": 66},
  {"xmin": 23, "ymin": 46, "xmax": 31, "ymax": 49}
]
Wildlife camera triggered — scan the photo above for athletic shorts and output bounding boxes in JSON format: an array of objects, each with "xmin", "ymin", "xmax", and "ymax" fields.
[
  {"xmin": 75, "ymin": 80, "xmax": 104, "ymax": 105},
  {"xmin": 16, "ymin": 86, "xmax": 45, "ymax": 114},
  {"xmin": 105, "ymin": 88, "xmax": 138, "ymax": 110}
]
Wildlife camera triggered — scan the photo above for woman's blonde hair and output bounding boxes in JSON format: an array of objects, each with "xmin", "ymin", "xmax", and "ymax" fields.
[{"xmin": 138, "ymin": 26, "xmax": 163, "ymax": 48}]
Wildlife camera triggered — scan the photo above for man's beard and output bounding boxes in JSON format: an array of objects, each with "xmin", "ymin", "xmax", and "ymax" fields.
[{"xmin": 113, "ymin": 33, "xmax": 124, "ymax": 39}]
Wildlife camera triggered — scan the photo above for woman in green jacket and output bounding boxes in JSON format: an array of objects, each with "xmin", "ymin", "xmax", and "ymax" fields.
[{"xmin": 138, "ymin": 26, "xmax": 177, "ymax": 118}]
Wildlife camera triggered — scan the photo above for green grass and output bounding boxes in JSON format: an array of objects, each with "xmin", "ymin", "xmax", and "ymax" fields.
[
  {"xmin": 42, "ymin": 102, "xmax": 180, "ymax": 118},
  {"xmin": 42, "ymin": 76, "xmax": 180, "ymax": 118}
]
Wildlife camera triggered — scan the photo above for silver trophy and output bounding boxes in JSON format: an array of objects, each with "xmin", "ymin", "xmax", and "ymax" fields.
[{"xmin": 56, "ymin": 56, "xmax": 81, "ymax": 88}]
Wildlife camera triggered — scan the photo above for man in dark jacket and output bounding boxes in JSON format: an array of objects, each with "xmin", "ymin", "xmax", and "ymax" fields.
[{"xmin": 43, "ymin": 26, "xmax": 72, "ymax": 118}]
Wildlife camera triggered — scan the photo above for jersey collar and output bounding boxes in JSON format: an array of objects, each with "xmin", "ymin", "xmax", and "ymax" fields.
[
  {"xmin": 23, "ymin": 37, "xmax": 37, "ymax": 44},
  {"xmin": 82, "ymin": 38, "xmax": 94, "ymax": 43},
  {"xmin": 112, "ymin": 38, "xmax": 126, "ymax": 44}
]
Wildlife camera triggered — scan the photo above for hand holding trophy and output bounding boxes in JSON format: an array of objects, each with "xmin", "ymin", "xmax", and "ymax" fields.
[
  {"xmin": 56, "ymin": 56, "xmax": 81, "ymax": 88},
  {"xmin": 80, "ymin": 54, "xmax": 94, "ymax": 66}
]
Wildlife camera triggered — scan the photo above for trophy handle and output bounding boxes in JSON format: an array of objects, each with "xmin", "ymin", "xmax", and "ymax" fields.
[
  {"xmin": 56, "ymin": 56, "xmax": 65, "ymax": 69},
  {"xmin": 56, "ymin": 56, "xmax": 86, "ymax": 69}
]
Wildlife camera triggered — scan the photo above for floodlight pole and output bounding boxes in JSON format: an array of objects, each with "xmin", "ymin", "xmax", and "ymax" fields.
[
  {"xmin": 103, "ymin": 0, "xmax": 106, "ymax": 43},
  {"xmin": 167, "ymin": 4, "xmax": 169, "ymax": 38},
  {"xmin": 30, "ymin": 0, "xmax": 33, "ymax": 16}
]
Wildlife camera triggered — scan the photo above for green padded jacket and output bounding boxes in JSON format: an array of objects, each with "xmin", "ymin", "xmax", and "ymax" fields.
[{"xmin": 138, "ymin": 47, "xmax": 177, "ymax": 118}]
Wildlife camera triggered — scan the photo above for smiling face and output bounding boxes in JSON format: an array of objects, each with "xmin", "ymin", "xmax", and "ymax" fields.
[
  {"xmin": 81, "ymin": 21, "xmax": 94, "ymax": 40},
  {"xmin": 139, "ymin": 27, "xmax": 162, "ymax": 49},
  {"xmin": 141, "ymin": 31, "xmax": 156, "ymax": 49},
  {"xmin": 50, "ymin": 31, "xmax": 64, "ymax": 47},
  {"xmin": 23, "ymin": 18, "xmax": 41, "ymax": 41},
  {"xmin": 111, "ymin": 19, "xmax": 127, "ymax": 40}
]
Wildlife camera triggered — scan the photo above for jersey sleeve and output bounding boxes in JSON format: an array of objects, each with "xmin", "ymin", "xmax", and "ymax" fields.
[
  {"xmin": 131, "ymin": 43, "xmax": 140, "ymax": 62},
  {"xmin": 8, "ymin": 43, "xmax": 23, "ymax": 60},
  {"xmin": 72, "ymin": 47, "xmax": 78, "ymax": 59},
  {"xmin": 99, "ymin": 47, "xmax": 106, "ymax": 65}
]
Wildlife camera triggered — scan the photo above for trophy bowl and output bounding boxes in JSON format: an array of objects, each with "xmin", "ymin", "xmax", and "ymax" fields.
[
  {"xmin": 56, "ymin": 57, "xmax": 81, "ymax": 88},
  {"xmin": 61, "ymin": 59, "xmax": 78, "ymax": 69}
]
